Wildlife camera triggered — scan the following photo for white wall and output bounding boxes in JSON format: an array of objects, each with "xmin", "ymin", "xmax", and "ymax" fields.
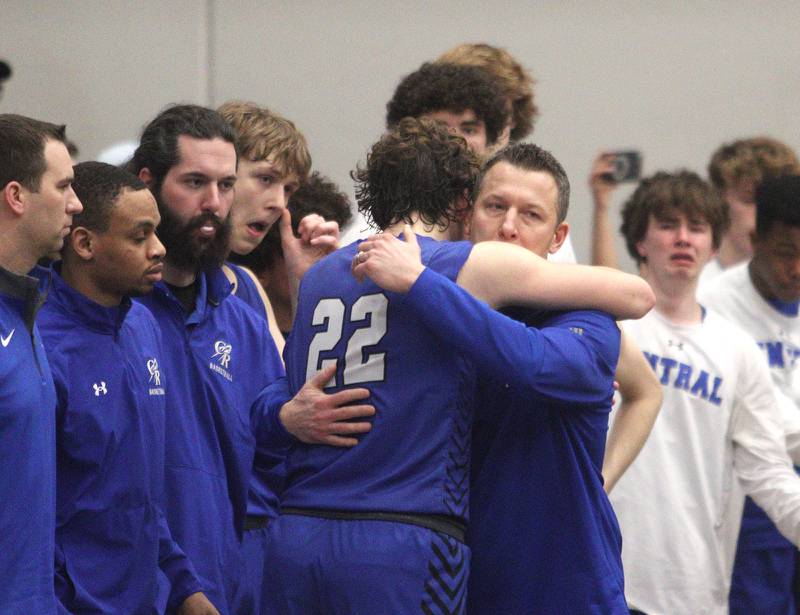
[{"xmin": 3, "ymin": 0, "xmax": 799, "ymax": 267}]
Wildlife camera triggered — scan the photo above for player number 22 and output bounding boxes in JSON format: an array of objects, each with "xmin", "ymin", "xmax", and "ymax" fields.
[{"xmin": 305, "ymin": 293, "xmax": 388, "ymax": 387}]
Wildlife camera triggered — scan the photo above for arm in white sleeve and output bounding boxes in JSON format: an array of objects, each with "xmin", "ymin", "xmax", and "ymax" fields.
[{"xmin": 732, "ymin": 342, "xmax": 800, "ymax": 546}]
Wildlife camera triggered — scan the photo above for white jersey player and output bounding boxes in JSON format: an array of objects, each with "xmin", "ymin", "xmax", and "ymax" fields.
[
  {"xmin": 609, "ymin": 170, "xmax": 800, "ymax": 615},
  {"xmin": 698, "ymin": 175, "xmax": 800, "ymax": 614}
]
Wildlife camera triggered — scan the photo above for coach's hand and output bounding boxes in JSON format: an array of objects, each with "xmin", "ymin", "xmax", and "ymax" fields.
[
  {"xmin": 178, "ymin": 592, "xmax": 220, "ymax": 615},
  {"xmin": 352, "ymin": 225, "xmax": 424, "ymax": 292},
  {"xmin": 280, "ymin": 364, "xmax": 375, "ymax": 447}
]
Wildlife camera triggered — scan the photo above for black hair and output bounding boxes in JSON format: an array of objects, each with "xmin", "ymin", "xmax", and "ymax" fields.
[
  {"xmin": 128, "ymin": 104, "xmax": 238, "ymax": 195},
  {"xmin": 755, "ymin": 175, "xmax": 800, "ymax": 237},
  {"xmin": 71, "ymin": 161, "xmax": 148, "ymax": 233}
]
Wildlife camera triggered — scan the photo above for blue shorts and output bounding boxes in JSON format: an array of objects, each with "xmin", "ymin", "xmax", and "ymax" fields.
[
  {"xmin": 238, "ymin": 525, "xmax": 270, "ymax": 615},
  {"xmin": 262, "ymin": 514, "xmax": 469, "ymax": 615},
  {"xmin": 730, "ymin": 544, "xmax": 795, "ymax": 615}
]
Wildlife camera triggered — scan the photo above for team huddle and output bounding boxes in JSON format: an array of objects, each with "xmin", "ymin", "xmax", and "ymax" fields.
[{"xmin": 2, "ymin": 43, "xmax": 800, "ymax": 615}]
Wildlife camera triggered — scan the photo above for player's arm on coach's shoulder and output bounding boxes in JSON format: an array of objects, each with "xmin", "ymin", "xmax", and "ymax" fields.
[
  {"xmin": 457, "ymin": 240, "xmax": 654, "ymax": 319},
  {"xmin": 351, "ymin": 226, "xmax": 654, "ymax": 320}
]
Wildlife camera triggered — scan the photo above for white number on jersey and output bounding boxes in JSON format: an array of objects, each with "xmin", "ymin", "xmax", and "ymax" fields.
[{"xmin": 305, "ymin": 293, "xmax": 389, "ymax": 387}]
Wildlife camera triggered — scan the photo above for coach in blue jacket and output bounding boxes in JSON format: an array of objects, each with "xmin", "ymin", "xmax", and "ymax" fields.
[
  {"xmin": 0, "ymin": 115, "xmax": 83, "ymax": 615},
  {"xmin": 39, "ymin": 162, "xmax": 218, "ymax": 614}
]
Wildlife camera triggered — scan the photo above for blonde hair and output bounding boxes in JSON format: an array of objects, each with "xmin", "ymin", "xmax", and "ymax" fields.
[
  {"xmin": 217, "ymin": 100, "xmax": 311, "ymax": 181},
  {"xmin": 437, "ymin": 43, "xmax": 537, "ymax": 141},
  {"xmin": 708, "ymin": 136, "xmax": 800, "ymax": 190}
]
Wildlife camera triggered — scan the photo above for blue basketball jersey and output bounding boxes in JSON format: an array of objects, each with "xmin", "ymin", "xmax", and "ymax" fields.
[{"xmin": 281, "ymin": 237, "xmax": 474, "ymax": 518}]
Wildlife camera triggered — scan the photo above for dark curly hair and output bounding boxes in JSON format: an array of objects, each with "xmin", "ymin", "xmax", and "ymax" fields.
[
  {"xmin": 353, "ymin": 117, "xmax": 480, "ymax": 231},
  {"xmin": 437, "ymin": 43, "xmax": 538, "ymax": 141},
  {"xmin": 232, "ymin": 171, "xmax": 353, "ymax": 272},
  {"xmin": 385, "ymin": 62, "xmax": 509, "ymax": 146},
  {"xmin": 620, "ymin": 170, "xmax": 729, "ymax": 264}
]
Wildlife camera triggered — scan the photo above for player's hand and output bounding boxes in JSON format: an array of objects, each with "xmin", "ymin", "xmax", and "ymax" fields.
[
  {"xmin": 352, "ymin": 225, "xmax": 424, "ymax": 293},
  {"xmin": 279, "ymin": 364, "xmax": 375, "ymax": 447},
  {"xmin": 178, "ymin": 592, "xmax": 220, "ymax": 615},
  {"xmin": 589, "ymin": 152, "xmax": 619, "ymax": 211},
  {"xmin": 281, "ymin": 209, "xmax": 340, "ymax": 282}
]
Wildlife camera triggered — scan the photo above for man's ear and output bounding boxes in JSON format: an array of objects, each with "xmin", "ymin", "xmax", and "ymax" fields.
[
  {"xmin": 3, "ymin": 181, "xmax": 26, "ymax": 216},
  {"xmin": 462, "ymin": 210, "xmax": 474, "ymax": 241},
  {"xmin": 138, "ymin": 167, "xmax": 153, "ymax": 188},
  {"xmin": 69, "ymin": 227, "xmax": 95, "ymax": 261},
  {"xmin": 548, "ymin": 221, "xmax": 569, "ymax": 254}
]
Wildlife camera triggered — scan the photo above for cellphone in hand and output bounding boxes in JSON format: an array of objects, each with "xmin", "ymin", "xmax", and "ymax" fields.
[{"xmin": 603, "ymin": 151, "xmax": 642, "ymax": 183}]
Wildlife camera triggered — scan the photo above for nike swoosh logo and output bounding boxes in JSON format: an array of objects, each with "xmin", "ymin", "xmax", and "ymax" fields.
[{"xmin": 1, "ymin": 329, "xmax": 14, "ymax": 347}]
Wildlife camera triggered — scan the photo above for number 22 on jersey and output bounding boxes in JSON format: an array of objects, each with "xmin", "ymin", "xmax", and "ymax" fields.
[{"xmin": 305, "ymin": 293, "xmax": 388, "ymax": 387}]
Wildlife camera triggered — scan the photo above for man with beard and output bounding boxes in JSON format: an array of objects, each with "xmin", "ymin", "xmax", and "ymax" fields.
[
  {"xmin": 128, "ymin": 104, "xmax": 375, "ymax": 615},
  {"xmin": 38, "ymin": 161, "xmax": 218, "ymax": 614}
]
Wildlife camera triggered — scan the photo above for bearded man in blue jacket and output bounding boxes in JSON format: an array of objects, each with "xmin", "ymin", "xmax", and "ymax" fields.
[{"xmin": 127, "ymin": 104, "xmax": 374, "ymax": 614}]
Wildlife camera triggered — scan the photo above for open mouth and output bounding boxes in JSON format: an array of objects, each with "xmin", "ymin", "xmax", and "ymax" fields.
[
  {"xmin": 247, "ymin": 221, "xmax": 267, "ymax": 235},
  {"xmin": 197, "ymin": 224, "xmax": 218, "ymax": 238}
]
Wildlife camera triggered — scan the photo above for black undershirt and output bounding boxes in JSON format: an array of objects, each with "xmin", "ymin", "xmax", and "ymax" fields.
[{"xmin": 166, "ymin": 280, "xmax": 199, "ymax": 314}]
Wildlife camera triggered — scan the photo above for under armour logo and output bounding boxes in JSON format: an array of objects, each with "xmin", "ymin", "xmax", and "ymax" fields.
[
  {"xmin": 667, "ymin": 340, "xmax": 684, "ymax": 350},
  {"xmin": 93, "ymin": 382, "xmax": 108, "ymax": 396},
  {"xmin": 147, "ymin": 358, "xmax": 161, "ymax": 386},
  {"xmin": 213, "ymin": 341, "xmax": 232, "ymax": 368}
]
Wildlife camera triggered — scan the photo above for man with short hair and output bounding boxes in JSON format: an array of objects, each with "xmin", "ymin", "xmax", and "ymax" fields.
[
  {"xmin": 386, "ymin": 62, "xmax": 509, "ymax": 157},
  {"xmin": 360, "ymin": 142, "xmax": 640, "ymax": 612},
  {"xmin": 264, "ymin": 119, "xmax": 652, "ymax": 614},
  {"xmin": 0, "ymin": 113, "xmax": 82, "ymax": 614},
  {"xmin": 700, "ymin": 175, "xmax": 800, "ymax": 614},
  {"xmin": 611, "ymin": 170, "xmax": 800, "ymax": 614},
  {"xmin": 128, "ymin": 104, "xmax": 374, "ymax": 614},
  {"xmin": 39, "ymin": 161, "xmax": 218, "ymax": 614}
]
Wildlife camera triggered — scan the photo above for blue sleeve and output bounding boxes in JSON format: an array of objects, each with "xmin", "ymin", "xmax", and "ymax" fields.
[
  {"xmin": 251, "ymin": 376, "xmax": 294, "ymax": 448},
  {"xmin": 404, "ymin": 267, "xmax": 620, "ymax": 405},
  {"xmin": 158, "ymin": 508, "xmax": 204, "ymax": 611}
]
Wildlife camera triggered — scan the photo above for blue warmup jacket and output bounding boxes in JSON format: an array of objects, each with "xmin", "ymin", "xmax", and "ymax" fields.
[
  {"xmin": 0, "ymin": 266, "xmax": 57, "ymax": 614},
  {"xmin": 399, "ymin": 269, "xmax": 626, "ymax": 615},
  {"xmin": 226, "ymin": 261, "xmax": 287, "ymax": 520},
  {"xmin": 135, "ymin": 267, "xmax": 286, "ymax": 614},
  {"xmin": 38, "ymin": 268, "xmax": 202, "ymax": 614}
]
